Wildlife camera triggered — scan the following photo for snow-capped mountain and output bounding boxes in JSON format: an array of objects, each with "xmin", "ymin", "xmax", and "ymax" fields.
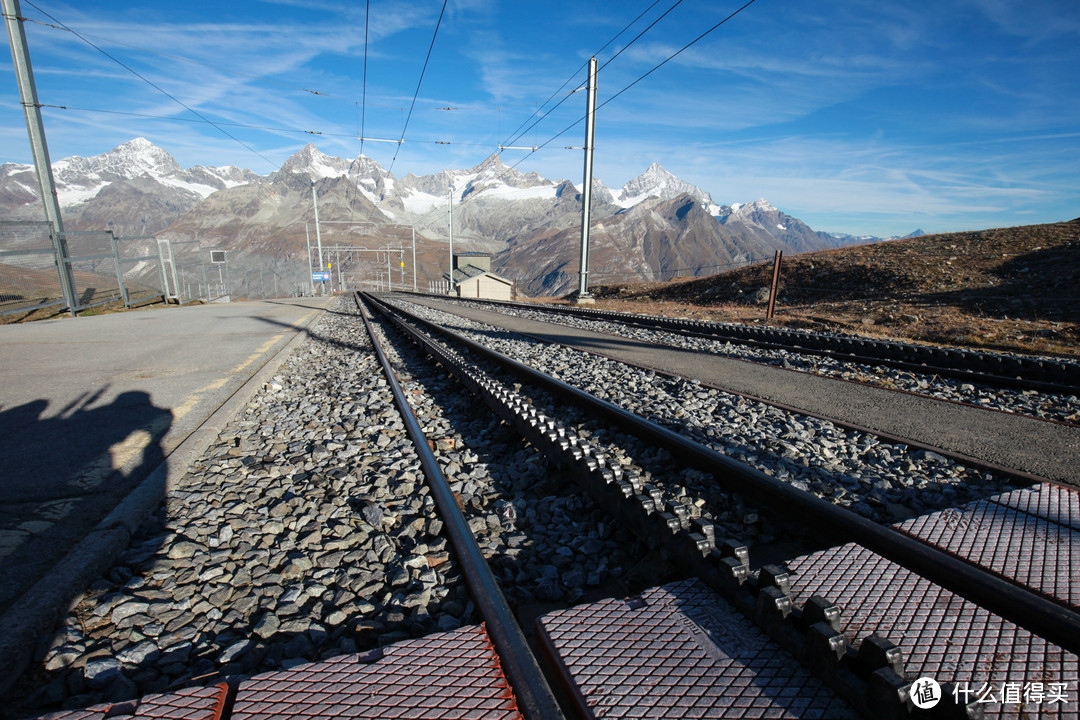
[
  {"xmin": 0, "ymin": 138, "xmax": 890, "ymax": 293},
  {"xmin": 612, "ymin": 161, "xmax": 722, "ymax": 215},
  {"xmin": 0, "ymin": 138, "xmax": 260, "ymax": 233},
  {"xmin": 272, "ymin": 143, "xmax": 351, "ymax": 182}
]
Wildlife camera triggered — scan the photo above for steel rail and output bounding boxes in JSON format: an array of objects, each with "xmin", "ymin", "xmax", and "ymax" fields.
[
  {"xmin": 365, "ymin": 292, "xmax": 1080, "ymax": 658},
  {"xmin": 355, "ymin": 293, "xmax": 567, "ymax": 720},
  {"xmin": 408, "ymin": 293, "xmax": 1080, "ymax": 395}
]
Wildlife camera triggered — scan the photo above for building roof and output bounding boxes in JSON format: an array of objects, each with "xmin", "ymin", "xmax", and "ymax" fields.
[{"xmin": 444, "ymin": 263, "xmax": 512, "ymax": 285}]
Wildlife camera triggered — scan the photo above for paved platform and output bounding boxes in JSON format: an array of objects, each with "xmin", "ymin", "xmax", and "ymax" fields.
[
  {"xmin": 0, "ymin": 297, "xmax": 332, "ymax": 689},
  {"xmin": 407, "ymin": 296, "xmax": 1080, "ymax": 485}
]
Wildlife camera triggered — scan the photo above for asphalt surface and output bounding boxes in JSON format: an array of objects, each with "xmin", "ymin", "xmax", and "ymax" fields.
[
  {"xmin": 0, "ymin": 296, "xmax": 331, "ymax": 684},
  {"xmin": 408, "ymin": 297, "xmax": 1080, "ymax": 486}
]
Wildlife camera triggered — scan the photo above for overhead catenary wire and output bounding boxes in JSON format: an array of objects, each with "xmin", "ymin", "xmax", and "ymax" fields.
[
  {"xmin": 597, "ymin": 0, "xmax": 760, "ymax": 112},
  {"xmin": 21, "ymin": 0, "xmax": 279, "ymax": 171},
  {"xmin": 499, "ymin": 0, "xmax": 674, "ymax": 152},
  {"xmin": 416, "ymin": 0, "xmax": 686, "ymax": 231},
  {"xmin": 414, "ymin": 0, "xmax": 761, "ymax": 233},
  {"xmin": 360, "ymin": 0, "xmax": 370, "ymax": 156},
  {"xmin": 20, "ymin": 11, "xmax": 537, "ymax": 120},
  {"xmin": 30, "ymin": 103, "xmax": 506, "ymax": 149},
  {"xmin": 387, "ymin": 0, "xmax": 448, "ymax": 175}
]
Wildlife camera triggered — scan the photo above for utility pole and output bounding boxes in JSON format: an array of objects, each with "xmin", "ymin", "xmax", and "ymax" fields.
[
  {"xmin": 576, "ymin": 56, "xmax": 598, "ymax": 305},
  {"xmin": 311, "ymin": 182, "xmax": 324, "ymax": 293},
  {"xmin": 447, "ymin": 188, "xmax": 455, "ymax": 295},
  {"xmin": 386, "ymin": 245, "xmax": 392, "ymax": 292},
  {"xmin": 3, "ymin": 0, "xmax": 77, "ymax": 314},
  {"xmin": 411, "ymin": 227, "xmax": 416, "ymax": 292},
  {"xmin": 305, "ymin": 223, "xmax": 315, "ymax": 296}
]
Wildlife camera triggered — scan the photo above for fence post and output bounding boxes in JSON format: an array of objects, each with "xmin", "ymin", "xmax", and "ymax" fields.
[
  {"xmin": 109, "ymin": 231, "xmax": 131, "ymax": 307},
  {"xmin": 766, "ymin": 250, "xmax": 783, "ymax": 320}
]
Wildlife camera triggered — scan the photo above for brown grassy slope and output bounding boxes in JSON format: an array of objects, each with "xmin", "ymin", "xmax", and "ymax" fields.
[{"xmin": 579, "ymin": 219, "xmax": 1080, "ymax": 357}]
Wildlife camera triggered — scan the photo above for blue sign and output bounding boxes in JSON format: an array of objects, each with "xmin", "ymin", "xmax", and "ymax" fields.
[{"xmin": 312, "ymin": 272, "xmax": 331, "ymax": 281}]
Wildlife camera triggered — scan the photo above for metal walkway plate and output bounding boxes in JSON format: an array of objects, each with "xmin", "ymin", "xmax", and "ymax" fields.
[
  {"xmin": 536, "ymin": 578, "xmax": 857, "ymax": 719},
  {"xmin": 894, "ymin": 485, "xmax": 1079, "ymax": 609},
  {"xmin": 784, "ymin": 543, "xmax": 1078, "ymax": 719},
  {"xmin": 988, "ymin": 483, "xmax": 1080, "ymax": 533},
  {"xmin": 33, "ymin": 683, "xmax": 227, "ymax": 720},
  {"xmin": 231, "ymin": 624, "xmax": 521, "ymax": 720}
]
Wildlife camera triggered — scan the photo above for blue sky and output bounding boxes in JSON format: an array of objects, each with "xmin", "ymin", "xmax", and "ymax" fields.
[{"xmin": 2, "ymin": 0, "xmax": 1078, "ymax": 237}]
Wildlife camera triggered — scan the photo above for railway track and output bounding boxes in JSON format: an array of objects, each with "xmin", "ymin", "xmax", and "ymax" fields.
[
  {"xmin": 10, "ymin": 293, "xmax": 1078, "ymax": 720},
  {"xmin": 413, "ymin": 294, "xmax": 1080, "ymax": 424}
]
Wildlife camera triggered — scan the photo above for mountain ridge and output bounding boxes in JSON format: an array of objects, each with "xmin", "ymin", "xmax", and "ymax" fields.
[{"xmin": 0, "ymin": 139, "xmax": 913, "ymax": 294}]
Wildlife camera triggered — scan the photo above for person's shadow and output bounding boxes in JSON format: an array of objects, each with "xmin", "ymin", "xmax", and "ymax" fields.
[{"xmin": 0, "ymin": 388, "xmax": 173, "ymax": 618}]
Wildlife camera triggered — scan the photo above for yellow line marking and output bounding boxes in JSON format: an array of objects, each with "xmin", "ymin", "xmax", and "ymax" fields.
[{"xmin": 172, "ymin": 326, "xmax": 298, "ymax": 420}]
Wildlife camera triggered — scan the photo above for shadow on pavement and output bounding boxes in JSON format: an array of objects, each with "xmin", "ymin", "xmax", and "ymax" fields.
[{"xmin": 0, "ymin": 389, "xmax": 173, "ymax": 622}]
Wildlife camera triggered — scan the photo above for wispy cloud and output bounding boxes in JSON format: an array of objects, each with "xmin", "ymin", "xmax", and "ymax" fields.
[{"xmin": 4, "ymin": 0, "xmax": 1077, "ymax": 236}]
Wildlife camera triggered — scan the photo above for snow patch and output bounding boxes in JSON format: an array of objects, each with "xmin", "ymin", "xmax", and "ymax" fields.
[
  {"xmin": 57, "ymin": 184, "xmax": 105, "ymax": 205},
  {"xmin": 158, "ymin": 176, "xmax": 221, "ymax": 198},
  {"xmin": 308, "ymin": 158, "xmax": 348, "ymax": 180},
  {"xmin": 481, "ymin": 184, "xmax": 557, "ymax": 201},
  {"xmin": 401, "ymin": 190, "xmax": 444, "ymax": 214}
]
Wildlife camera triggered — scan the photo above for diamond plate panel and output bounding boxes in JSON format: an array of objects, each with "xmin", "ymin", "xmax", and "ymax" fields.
[
  {"xmin": 30, "ymin": 683, "xmax": 226, "ymax": 720},
  {"xmin": 784, "ymin": 543, "xmax": 1079, "ymax": 719},
  {"xmin": 134, "ymin": 683, "xmax": 227, "ymax": 719},
  {"xmin": 894, "ymin": 493, "xmax": 1079, "ymax": 608},
  {"xmin": 231, "ymin": 624, "xmax": 520, "ymax": 720},
  {"xmin": 31, "ymin": 710, "xmax": 113, "ymax": 720},
  {"xmin": 988, "ymin": 483, "xmax": 1080, "ymax": 533},
  {"xmin": 537, "ymin": 577, "xmax": 857, "ymax": 719}
]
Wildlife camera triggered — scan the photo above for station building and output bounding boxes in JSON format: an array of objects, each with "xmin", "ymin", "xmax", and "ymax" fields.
[{"xmin": 444, "ymin": 252, "xmax": 516, "ymax": 300}]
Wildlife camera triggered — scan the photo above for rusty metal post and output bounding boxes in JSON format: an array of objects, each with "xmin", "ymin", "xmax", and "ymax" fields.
[{"xmin": 766, "ymin": 249, "xmax": 783, "ymax": 320}]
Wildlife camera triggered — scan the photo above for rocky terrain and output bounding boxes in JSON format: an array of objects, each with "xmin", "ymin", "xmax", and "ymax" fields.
[
  {"xmin": 585, "ymin": 219, "xmax": 1080, "ymax": 357},
  {"xmin": 1, "ymin": 139, "xmax": 878, "ymax": 297}
]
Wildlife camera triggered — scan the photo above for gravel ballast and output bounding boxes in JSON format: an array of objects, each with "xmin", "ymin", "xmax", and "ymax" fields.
[
  {"xmin": 8, "ymin": 296, "xmax": 646, "ymax": 719},
  {"xmin": 385, "ymin": 296, "xmax": 1025, "ymax": 524},
  {"xmin": 439, "ymin": 298, "xmax": 1080, "ymax": 424}
]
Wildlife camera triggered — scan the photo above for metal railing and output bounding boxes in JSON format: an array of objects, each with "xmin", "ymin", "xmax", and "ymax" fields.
[{"xmin": 1, "ymin": 222, "xmax": 169, "ymax": 316}]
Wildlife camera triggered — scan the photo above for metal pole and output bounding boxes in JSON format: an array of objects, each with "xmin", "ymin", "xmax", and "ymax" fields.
[
  {"xmin": 576, "ymin": 56, "xmax": 598, "ymax": 304},
  {"xmin": 386, "ymin": 245, "xmax": 392, "ymax": 292},
  {"xmin": 448, "ymin": 188, "xmax": 454, "ymax": 294},
  {"xmin": 311, "ymin": 182, "xmax": 324, "ymax": 294},
  {"xmin": 766, "ymin": 250, "xmax": 783, "ymax": 320},
  {"xmin": 399, "ymin": 246, "xmax": 404, "ymax": 289},
  {"xmin": 110, "ymin": 232, "xmax": 129, "ymax": 307},
  {"xmin": 411, "ymin": 227, "xmax": 417, "ymax": 292},
  {"xmin": 200, "ymin": 250, "xmax": 209, "ymax": 301},
  {"xmin": 3, "ymin": 0, "xmax": 77, "ymax": 314},
  {"xmin": 305, "ymin": 223, "xmax": 315, "ymax": 296}
]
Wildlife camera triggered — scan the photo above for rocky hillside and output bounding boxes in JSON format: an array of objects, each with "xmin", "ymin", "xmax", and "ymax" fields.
[
  {"xmin": 495, "ymin": 195, "xmax": 854, "ymax": 297},
  {"xmin": 588, "ymin": 219, "xmax": 1080, "ymax": 356},
  {"xmin": 2, "ymin": 139, "xmax": 887, "ymax": 294}
]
